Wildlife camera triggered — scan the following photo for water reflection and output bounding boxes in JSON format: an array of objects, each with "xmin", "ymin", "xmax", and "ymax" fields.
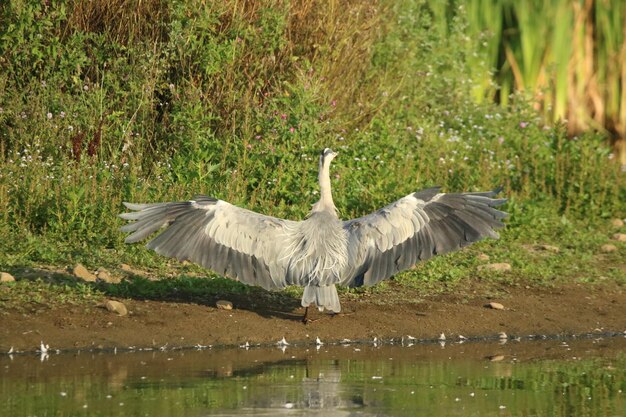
[{"xmin": 1, "ymin": 338, "xmax": 624, "ymax": 417}]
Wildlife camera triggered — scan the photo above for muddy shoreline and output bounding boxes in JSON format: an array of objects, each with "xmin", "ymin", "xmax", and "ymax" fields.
[{"xmin": 2, "ymin": 282, "xmax": 625, "ymax": 353}]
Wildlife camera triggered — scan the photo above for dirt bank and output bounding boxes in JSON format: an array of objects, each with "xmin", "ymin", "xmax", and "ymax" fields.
[{"xmin": 2, "ymin": 281, "xmax": 624, "ymax": 353}]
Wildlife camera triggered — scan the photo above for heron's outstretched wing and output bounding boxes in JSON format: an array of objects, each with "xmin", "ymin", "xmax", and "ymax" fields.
[
  {"xmin": 119, "ymin": 196, "xmax": 298, "ymax": 290},
  {"xmin": 340, "ymin": 187, "xmax": 507, "ymax": 287}
]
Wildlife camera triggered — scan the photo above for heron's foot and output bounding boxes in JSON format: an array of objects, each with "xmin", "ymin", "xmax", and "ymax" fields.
[
  {"xmin": 329, "ymin": 310, "xmax": 354, "ymax": 319},
  {"xmin": 302, "ymin": 316, "xmax": 321, "ymax": 325},
  {"xmin": 302, "ymin": 308, "xmax": 354, "ymax": 324}
]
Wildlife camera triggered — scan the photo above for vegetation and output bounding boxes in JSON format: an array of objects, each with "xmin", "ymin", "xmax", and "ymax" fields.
[
  {"xmin": 462, "ymin": 0, "xmax": 626, "ymax": 166},
  {"xmin": 0, "ymin": 0, "xmax": 624, "ymax": 307}
]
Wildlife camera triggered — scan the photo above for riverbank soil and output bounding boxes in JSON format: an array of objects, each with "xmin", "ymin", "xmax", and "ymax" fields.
[{"xmin": 1, "ymin": 269, "xmax": 624, "ymax": 352}]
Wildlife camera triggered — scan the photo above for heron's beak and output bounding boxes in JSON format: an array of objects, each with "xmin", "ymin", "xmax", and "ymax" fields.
[{"xmin": 322, "ymin": 148, "xmax": 338, "ymax": 160}]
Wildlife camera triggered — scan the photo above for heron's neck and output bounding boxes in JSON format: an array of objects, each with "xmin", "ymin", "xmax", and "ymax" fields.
[{"xmin": 312, "ymin": 161, "xmax": 336, "ymax": 214}]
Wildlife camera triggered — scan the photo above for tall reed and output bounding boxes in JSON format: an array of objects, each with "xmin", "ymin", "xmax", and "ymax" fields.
[{"xmin": 460, "ymin": 0, "xmax": 626, "ymax": 166}]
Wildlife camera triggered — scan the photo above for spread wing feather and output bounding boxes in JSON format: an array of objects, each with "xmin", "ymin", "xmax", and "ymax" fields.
[
  {"xmin": 120, "ymin": 195, "xmax": 297, "ymax": 290},
  {"xmin": 340, "ymin": 187, "xmax": 506, "ymax": 287}
]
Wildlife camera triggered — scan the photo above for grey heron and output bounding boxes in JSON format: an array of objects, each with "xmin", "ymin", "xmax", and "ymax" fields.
[{"xmin": 120, "ymin": 148, "xmax": 506, "ymax": 322}]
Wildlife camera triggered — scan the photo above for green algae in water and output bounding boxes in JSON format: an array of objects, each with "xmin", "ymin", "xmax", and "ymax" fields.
[{"xmin": 1, "ymin": 339, "xmax": 625, "ymax": 416}]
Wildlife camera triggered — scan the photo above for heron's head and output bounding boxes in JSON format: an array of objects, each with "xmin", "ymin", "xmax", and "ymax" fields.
[{"xmin": 320, "ymin": 148, "xmax": 338, "ymax": 167}]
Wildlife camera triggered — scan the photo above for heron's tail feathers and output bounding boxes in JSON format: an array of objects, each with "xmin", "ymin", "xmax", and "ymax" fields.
[{"xmin": 302, "ymin": 285, "xmax": 341, "ymax": 313}]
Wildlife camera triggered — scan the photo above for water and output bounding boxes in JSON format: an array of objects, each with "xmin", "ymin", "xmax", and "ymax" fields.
[{"xmin": 1, "ymin": 337, "xmax": 625, "ymax": 417}]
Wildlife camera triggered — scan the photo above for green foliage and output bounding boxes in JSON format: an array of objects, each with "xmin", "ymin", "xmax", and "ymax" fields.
[
  {"xmin": 0, "ymin": 0, "xmax": 624, "ymax": 296},
  {"xmin": 0, "ymin": 277, "xmax": 103, "ymax": 312}
]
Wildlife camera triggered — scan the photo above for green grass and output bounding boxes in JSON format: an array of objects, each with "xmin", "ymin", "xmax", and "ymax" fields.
[
  {"xmin": 0, "ymin": 277, "xmax": 103, "ymax": 313},
  {"xmin": 0, "ymin": 0, "xmax": 624, "ymax": 310}
]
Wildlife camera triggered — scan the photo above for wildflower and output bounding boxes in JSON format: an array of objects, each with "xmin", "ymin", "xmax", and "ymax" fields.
[
  {"xmin": 331, "ymin": 100, "xmax": 336, "ymax": 107},
  {"xmin": 47, "ymin": 112, "xmax": 52, "ymax": 120},
  {"xmin": 519, "ymin": 121, "xmax": 528, "ymax": 128},
  {"xmin": 280, "ymin": 113, "xmax": 287, "ymax": 120},
  {"xmin": 68, "ymin": 125, "xmax": 74, "ymax": 132},
  {"xmin": 83, "ymin": 85, "xmax": 89, "ymax": 91},
  {"xmin": 60, "ymin": 111, "xmax": 65, "ymax": 118},
  {"xmin": 289, "ymin": 127, "xmax": 295, "ymax": 133}
]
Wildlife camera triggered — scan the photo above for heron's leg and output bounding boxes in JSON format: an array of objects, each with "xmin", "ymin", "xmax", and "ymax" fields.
[{"xmin": 301, "ymin": 306, "xmax": 322, "ymax": 324}]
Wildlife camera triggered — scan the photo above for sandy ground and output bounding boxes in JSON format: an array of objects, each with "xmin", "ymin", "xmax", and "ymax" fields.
[{"xmin": 2, "ymin": 280, "xmax": 625, "ymax": 353}]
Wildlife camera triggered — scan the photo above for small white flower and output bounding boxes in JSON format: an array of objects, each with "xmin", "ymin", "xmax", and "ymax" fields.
[{"xmin": 47, "ymin": 112, "xmax": 53, "ymax": 120}]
